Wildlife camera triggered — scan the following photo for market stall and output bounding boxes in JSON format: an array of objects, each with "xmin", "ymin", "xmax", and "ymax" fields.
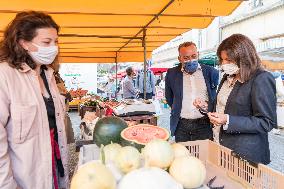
[
  {"xmin": 78, "ymin": 97, "xmax": 158, "ymax": 141},
  {"xmin": 150, "ymin": 67, "xmax": 169, "ymax": 75},
  {"xmin": 79, "ymin": 100, "xmax": 97, "ymax": 119},
  {"xmin": 68, "ymin": 89, "xmax": 89, "ymax": 110},
  {"xmin": 105, "ymin": 99, "xmax": 157, "ymax": 125},
  {"xmin": 4, "ymin": 1, "xmax": 282, "ymax": 189},
  {"xmin": 75, "ymin": 133, "xmax": 284, "ymax": 189}
]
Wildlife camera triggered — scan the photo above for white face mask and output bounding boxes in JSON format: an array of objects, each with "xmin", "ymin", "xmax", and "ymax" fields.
[
  {"xmin": 221, "ymin": 63, "xmax": 239, "ymax": 75},
  {"xmin": 29, "ymin": 43, "xmax": 58, "ymax": 65}
]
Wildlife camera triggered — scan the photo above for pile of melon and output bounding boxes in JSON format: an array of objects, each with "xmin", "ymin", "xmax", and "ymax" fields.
[
  {"xmin": 72, "ymin": 117, "xmax": 207, "ymax": 189},
  {"xmin": 71, "ymin": 139, "xmax": 207, "ymax": 189}
]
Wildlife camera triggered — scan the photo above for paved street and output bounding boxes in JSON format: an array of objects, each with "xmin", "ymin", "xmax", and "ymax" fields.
[{"xmin": 69, "ymin": 105, "xmax": 284, "ymax": 173}]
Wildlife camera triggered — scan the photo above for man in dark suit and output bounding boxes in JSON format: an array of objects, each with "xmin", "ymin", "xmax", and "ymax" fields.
[{"xmin": 165, "ymin": 42, "xmax": 219, "ymax": 142}]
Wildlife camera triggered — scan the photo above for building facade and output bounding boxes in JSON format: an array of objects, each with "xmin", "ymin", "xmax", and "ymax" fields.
[{"xmin": 152, "ymin": 0, "xmax": 284, "ymax": 70}]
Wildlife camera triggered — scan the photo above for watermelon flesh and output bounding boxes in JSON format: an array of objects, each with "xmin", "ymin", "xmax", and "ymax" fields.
[{"xmin": 121, "ymin": 124, "xmax": 169, "ymax": 150}]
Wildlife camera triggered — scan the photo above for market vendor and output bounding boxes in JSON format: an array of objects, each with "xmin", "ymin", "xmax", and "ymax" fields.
[
  {"xmin": 104, "ymin": 77, "xmax": 116, "ymax": 99},
  {"xmin": 0, "ymin": 11, "xmax": 69, "ymax": 188},
  {"xmin": 122, "ymin": 67, "xmax": 139, "ymax": 99},
  {"xmin": 194, "ymin": 34, "xmax": 277, "ymax": 165}
]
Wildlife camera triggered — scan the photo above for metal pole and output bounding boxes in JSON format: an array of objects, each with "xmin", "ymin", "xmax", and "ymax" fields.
[
  {"xmin": 218, "ymin": 17, "xmax": 223, "ymax": 44},
  {"xmin": 115, "ymin": 53, "xmax": 118, "ymax": 98},
  {"xmin": 142, "ymin": 29, "xmax": 147, "ymax": 99}
]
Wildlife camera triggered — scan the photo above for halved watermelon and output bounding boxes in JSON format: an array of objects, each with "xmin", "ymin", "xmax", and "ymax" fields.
[{"xmin": 120, "ymin": 124, "xmax": 169, "ymax": 151}]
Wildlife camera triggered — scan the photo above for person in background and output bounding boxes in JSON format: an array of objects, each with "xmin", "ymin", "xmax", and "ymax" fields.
[
  {"xmin": 0, "ymin": 11, "xmax": 69, "ymax": 188},
  {"xmin": 159, "ymin": 77, "xmax": 166, "ymax": 89},
  {"xmin": 165, "ymin": 41, "xmax": 219, "ymax": 142},
  {"xmin": 136, "ymin": 64, "xmax": 156, "ymax": 99},
  {"xmin": 156, "ymin": 76, "xmax": 162, "ymax": 86},
  {"xmin": 116, "ymin": 79, "xmax": 123, "ymax": 100},
  {"xmin": 123, "ymin": 67, "xmax": 139, "ymax": 99},
  {"xmin": 104, "ymin": 77, "xmax": 116, "ymax": 99},
  {"xmin": 194, "ymin": 34, "xmax": 277, "ymax": 164}
]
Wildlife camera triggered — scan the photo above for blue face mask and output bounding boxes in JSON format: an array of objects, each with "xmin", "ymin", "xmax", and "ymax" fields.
[{"xmin": 183, "ymin": 59, "xmax": 198, "ymax": 74}]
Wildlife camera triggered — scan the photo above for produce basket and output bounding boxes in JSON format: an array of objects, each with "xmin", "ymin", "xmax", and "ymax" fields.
[
  {"xmin": 180, "ymin": 140, "xmax": 284, "ymax": 189},
  {"xmin": 77, "ymin": 140, "xmax": 284, "ymax": 189}
]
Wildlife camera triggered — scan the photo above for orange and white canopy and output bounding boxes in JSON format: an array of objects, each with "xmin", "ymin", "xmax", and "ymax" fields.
[{"xmin": 0, "ymin": 0, "xmax": 242, "ymax": 63}]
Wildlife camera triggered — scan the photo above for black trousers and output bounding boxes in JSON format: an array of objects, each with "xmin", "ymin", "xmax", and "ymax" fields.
[
  {"xmin": 138, "ymin": 93, "xmax": 153, "ymax": 100},
  {"xmin": 175, "ymin": 117, "xmax": 213, "ymax": 142}
]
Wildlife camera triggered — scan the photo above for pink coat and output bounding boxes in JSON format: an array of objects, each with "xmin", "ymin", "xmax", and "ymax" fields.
[{"xmin": 0, "ymin": 62, "xmax": 69, "ymax": 189}]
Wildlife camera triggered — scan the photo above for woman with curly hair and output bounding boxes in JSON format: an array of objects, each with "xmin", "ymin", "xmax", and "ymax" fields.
[{"xmin": 0, "ymin": 11, "xmax": 69, "ymax": 189}]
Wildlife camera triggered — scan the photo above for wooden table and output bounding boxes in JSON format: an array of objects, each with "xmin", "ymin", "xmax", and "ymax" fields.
[
  {"xmin": 79, "ymin": 105, "xmax": 96, "ymax": 119},
  {"xmin": 118, "ymin": 114, "xmax": 157, "ymax": 126}
]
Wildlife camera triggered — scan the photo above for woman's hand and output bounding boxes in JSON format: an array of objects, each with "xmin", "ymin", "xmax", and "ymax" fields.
[
  {"xmin": 193, "ymin": 98, "xmax": 208, "ymax": 109},
  {"xmin": 208, "ymin": 112, "xmax": 228, "ymax": 126}
]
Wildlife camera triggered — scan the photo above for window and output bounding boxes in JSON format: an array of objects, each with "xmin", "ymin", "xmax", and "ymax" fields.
[
  {"xmin": 253, "ymin": 0, "xmax": 263, "ymax": 8},
  {"xmin": 198, "ymin": 30, "xmax": 202, "ymax": 49}
]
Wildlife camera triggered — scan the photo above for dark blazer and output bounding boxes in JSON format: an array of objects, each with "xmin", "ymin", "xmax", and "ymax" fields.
[
  {"xmin": 165, "ymin": 63, "xmax": 219, "ymax": 135},
  {"xmin": 213, "ymin": 70, "xmax": 277, "ymax": 165}
]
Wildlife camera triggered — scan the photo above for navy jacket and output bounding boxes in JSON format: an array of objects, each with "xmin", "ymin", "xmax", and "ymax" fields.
[
  {"xmin": 165, "ymin": 63, "xmax": 219, "ymax": 135},
  {"xmin": 214, "ymin": 70, "xmax": 277, "ymax": 165}
]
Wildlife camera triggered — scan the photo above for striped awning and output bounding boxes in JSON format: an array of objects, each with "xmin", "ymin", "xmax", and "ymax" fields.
[{"xmin": 0, "ymin": 0, "xmax": 242, "ymax": 63}]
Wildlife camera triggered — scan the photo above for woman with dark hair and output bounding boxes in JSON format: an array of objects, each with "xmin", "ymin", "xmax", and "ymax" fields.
[
  {"xmin": 194, "ymin": 34, "xmax": 277, "ymax": 164},
  {"xmin": 0, "ymin": 11, "xmax": 69, "ymax": 188}
]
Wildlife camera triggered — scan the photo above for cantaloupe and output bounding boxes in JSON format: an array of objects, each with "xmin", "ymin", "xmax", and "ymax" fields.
[
  {"xmin": 115, "ymin": 146, "xmax": 141, "ymax": 174},
  {"xmin": 171, "ymin": 143, "xmax": 190, "ymax": 159},
  {"xmin": 71, "ymin": 161, "xmax": 116, "ymax": 189},
  {"xmin": 169, "ymin": 156, "xmax": 206, "ymax": 189},
  {"xmin": 100, "ymin": 143, "xmax": 122, "ymax": 163},
  {"xmin": 143, "ymin": 139, "xmax": 174, "ymax": 169}
]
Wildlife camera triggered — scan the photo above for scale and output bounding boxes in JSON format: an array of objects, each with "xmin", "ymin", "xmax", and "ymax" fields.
[{"xmin": 113, "ymin": 99, "xmax": 156, "ymax": 116}]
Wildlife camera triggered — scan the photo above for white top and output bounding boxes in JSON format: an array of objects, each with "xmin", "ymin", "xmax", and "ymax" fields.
[
  {"xmin": 216, "ymin": 79, "xmax": 235, "ymax": 114},
  {"xmin": 180, "ymin": 65, "xmax": 208, "ymax": 119},
  {"xmin": 213, "ymin": 78, "xmax": 235, "ymax": 143}
]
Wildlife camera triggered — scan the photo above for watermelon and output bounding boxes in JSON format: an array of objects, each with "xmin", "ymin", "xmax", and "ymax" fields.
[
  {"xmin": 93, "ymin": 116, "xmax": 128, "ymax": 146},
  {"xmin": 120, "ymin": 124, "xmax": 170, "ymax": 151}
]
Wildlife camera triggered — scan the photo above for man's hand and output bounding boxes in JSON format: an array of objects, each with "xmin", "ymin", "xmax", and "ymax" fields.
[{"xmin": 193, "ymin": 98, "xmax": 208, "ymax": 109}]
